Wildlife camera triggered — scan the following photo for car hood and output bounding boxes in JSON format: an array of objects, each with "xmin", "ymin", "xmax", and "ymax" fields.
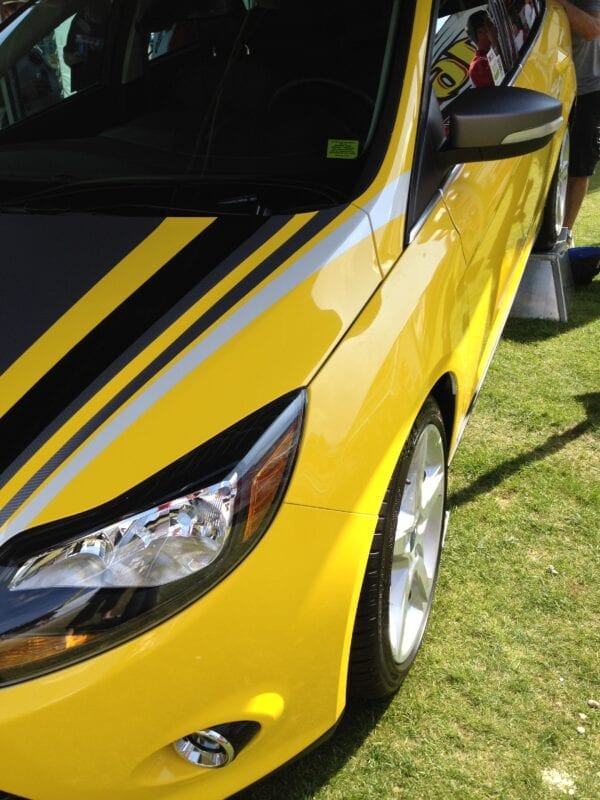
[{"xmin": 0, "ymin": 206, "xmax": 381, "ymax": 538}]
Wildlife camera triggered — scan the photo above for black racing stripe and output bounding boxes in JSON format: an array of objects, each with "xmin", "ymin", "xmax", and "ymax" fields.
[
  {"xmin": 0, "ymin": 206, "xmax": 345, "ymax": 528},
  {"xmin": 0, "ymin": 212, "xmax": 295, "ymax": 506},
  {"xmin": 0, "ymin": 215, "xmax": 267, "ymax": 476},
  {"xmin": 0, "ymin": 213, "xmax": 291, "ymax": 494},
  {"xmin": 0, "ymin": 215, "xmax": 162, "ymax": 375}
]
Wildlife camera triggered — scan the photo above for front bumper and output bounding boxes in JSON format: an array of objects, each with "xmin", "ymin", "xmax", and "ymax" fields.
[{"xmin": 0, "ymin": 503, "xmax": 375, "ymax": 800}]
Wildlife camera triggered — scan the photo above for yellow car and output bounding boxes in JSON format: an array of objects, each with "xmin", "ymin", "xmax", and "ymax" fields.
[{"xmin": 0, "ymin": 0, "xmax": 574, "ymax": 798}]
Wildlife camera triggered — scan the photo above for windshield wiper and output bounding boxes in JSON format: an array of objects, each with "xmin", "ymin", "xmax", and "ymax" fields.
[{"xmin": 1, "ymin": 174, "xmax": 348, "ymax": 215}]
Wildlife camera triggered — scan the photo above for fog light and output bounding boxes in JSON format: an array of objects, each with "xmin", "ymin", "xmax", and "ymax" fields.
[
  {"xmin": 173, "ymin": 721, "xmax": 260, "ymax": 768},
  {"xmin": 174, "ymin": 729, "xmax": 234, "ymax": 768}
]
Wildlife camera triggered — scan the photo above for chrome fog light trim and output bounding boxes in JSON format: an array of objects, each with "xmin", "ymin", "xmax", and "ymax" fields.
[{"xmin": 173, "ymin": 729, "xmax": 235, "ymax": 768}]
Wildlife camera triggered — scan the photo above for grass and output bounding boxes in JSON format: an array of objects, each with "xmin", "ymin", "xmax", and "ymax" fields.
[{"xmin": 233, "ymin": 174, "xmax": 600, "ymax": 800}]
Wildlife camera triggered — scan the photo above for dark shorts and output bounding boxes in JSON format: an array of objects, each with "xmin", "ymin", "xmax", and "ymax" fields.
[{"xmin": 569, "ymin": 90, "xmax": 600, "ymax": 178}]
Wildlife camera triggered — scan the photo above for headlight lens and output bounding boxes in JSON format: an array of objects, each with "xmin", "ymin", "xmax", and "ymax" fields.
[
  {"xmin": 9, "ymin": 478, "xmax": 237, "ymax": 590},
  {"xmin": 0, "ymin": 391, "xmax": 304, "ymax": 686}
]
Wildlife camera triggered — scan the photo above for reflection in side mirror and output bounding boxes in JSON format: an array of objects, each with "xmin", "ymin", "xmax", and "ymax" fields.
[{"xmin": 437, "ymin": 86, "xmax": 564, "ymax": 167}]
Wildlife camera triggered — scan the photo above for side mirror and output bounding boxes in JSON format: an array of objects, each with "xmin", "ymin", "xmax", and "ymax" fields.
[{"xmin": 437, "ymin": 86, "xmax": 564, "ymax": 167}]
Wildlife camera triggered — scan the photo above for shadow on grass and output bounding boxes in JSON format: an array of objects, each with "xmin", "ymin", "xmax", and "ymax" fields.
[
  {"xmin": 450, "ymin": 391, "xmax": 600, "ymax": 509},
  {"xmin": 229, "ymin": 698, "xmax": 393, "ymax": 800},
  {"xmin": 504, "ymin": 275, "xmax": 600, "ymax": 343}
]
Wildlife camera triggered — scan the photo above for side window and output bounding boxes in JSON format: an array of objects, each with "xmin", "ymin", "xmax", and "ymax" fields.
[
  {"xmin": 486, "ymin": 0, "xmax": 543, "ymax": 74},
  {"xmin": 409, "ymin": 0, "xmax": 545, "ymax": 231},
  {"xmin": 498, "ymin": 0, "xmax": 542, "ymax": 58},
  {"xmin": 431, "ymin": 11, "xmax": 479, "ymax": 110},
  {"xmin": 0, "ymin": 0, "xmax": 111, "ymax": 129},
  {"xmin": 431, "ymin": 0, "xmax": 543, "ymax": 111},
  {"xmin": 432, "ymin": 5, "xmax": 505, "ymax": 111}
]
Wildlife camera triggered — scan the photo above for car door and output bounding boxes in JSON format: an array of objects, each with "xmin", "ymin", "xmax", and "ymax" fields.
[{"xmin": 437, "ymin": 0, "xmax": 574, "ymax": 389}]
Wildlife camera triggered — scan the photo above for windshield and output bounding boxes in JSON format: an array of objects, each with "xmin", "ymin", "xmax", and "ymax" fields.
[{"xmin": 0, "ymin": 0, "xmax": 401, "ymax": 214}]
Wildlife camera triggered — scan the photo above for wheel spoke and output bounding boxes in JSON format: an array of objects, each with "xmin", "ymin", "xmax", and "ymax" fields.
[
  {"xmin": 393, "ymin": 511, "xmax": 414, "ymax": 558},
  {"xmin": 388, "ymin": 420, "xmax": 446, "ymax": 666},
  {"xmin": 419, "ymin": 464, "xmax": 445, "ymax": 516},
  {"xmin": 399, "ymin": 458, "xmax": 420, "ymax": 522},
  {"xmin": 410, "ymin": 435, "xmax": 428, "ymax": 513},
  {"xmin": 388, "ymin": 567, "xmax": 411, "ymax": 662},
  {"xmin": 410, "ymin": 556, "xmax": 433, "ymax": 608}
]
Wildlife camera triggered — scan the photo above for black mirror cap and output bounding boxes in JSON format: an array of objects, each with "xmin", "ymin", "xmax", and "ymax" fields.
[{"xmin": 437, "ymin": 86, "xmax": 564, "ymax": 167}]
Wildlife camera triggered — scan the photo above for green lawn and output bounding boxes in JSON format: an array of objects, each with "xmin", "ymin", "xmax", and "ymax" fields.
[{"xmin": 234, "ymin": 175, "xmax": 600, "ymax": 800}]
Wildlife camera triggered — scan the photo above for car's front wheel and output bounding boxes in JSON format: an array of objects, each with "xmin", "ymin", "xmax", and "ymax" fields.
[{"xmin": 348, "ymin": 397, "xmax": 447, "ymax": 700}]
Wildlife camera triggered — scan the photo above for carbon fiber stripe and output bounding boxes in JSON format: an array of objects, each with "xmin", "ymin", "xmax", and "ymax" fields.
[{"xmin": 0, "ymin": 207, "xmax": 343, "ymax": 528}]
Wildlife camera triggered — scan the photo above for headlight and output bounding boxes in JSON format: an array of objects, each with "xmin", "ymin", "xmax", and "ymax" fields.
[
  {"xmin": 8, "ymin": 480, "xmax": 238, "ymax": 591},
  {"xmin": 0, "ymin": 391, "xmax": 305, "ymax": 686}
]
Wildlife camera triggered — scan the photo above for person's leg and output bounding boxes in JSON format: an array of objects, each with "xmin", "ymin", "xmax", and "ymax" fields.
[
  {"xmin": 564, "ymin": 175, "xmax": 590, "ymax": 230},
  {"xmin": 565, "ymin": 91, "xmax": 600, "ymax": 235}
]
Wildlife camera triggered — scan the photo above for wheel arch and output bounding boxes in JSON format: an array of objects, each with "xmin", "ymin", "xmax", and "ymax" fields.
[
  {"xmin": 429, "ymin": 372, "xmax": 457, "ymax": 454},
  {"xmin": 347, "ymin": 394, "xmax": 448, "ymax": 699}
]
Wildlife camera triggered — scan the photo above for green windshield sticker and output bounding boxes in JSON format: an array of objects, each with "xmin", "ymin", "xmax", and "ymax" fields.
[{"xmin": 327, "ymin": 139, "xmax": 359, "ymax": 160}]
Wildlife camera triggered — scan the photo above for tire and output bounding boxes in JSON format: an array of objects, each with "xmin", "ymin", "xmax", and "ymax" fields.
[
  {"xmin": 535, "ymin": 128, "xmax": 570, "ymax": 251},
  {"xmin": 348, "ymin": 397, "xmax": 448, "ymax": 700}
]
